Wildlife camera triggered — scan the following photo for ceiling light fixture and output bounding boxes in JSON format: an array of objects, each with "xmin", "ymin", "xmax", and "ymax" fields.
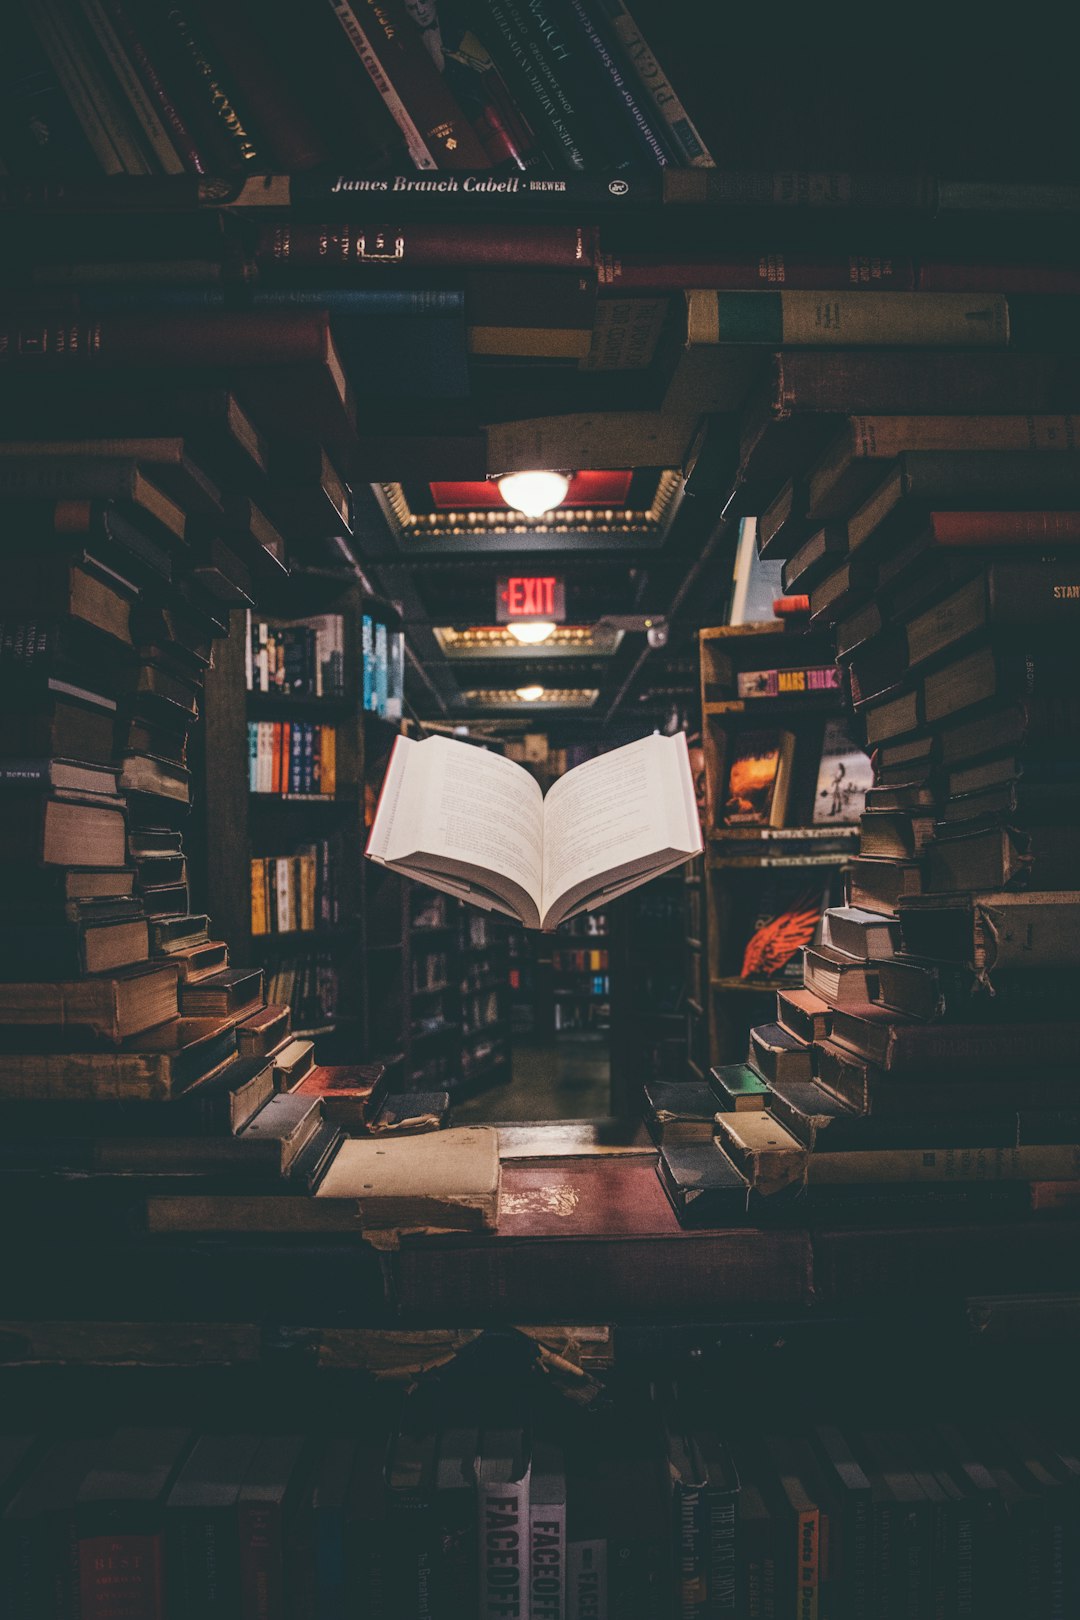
[
  {"xmin": 506, "ymin": 620, "xmax": 557, "ymax": 645},
  {"xmin": 516, "ymin": 684, "xmax": 545, "ymax": 702},
  {"xmin": 496, "ymin": 470, "xmax": 571, "ymax": 518}
]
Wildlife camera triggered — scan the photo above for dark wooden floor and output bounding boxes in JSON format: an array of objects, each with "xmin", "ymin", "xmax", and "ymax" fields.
[{"xmin": 454, "ymin": 1035, "xmax": 610, "ymax": 1122}]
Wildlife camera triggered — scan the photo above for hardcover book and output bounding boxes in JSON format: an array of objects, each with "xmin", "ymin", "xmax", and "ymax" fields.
[{"xmin": 367, "ymin": 732, "xmax": 700, "ymax": 930}]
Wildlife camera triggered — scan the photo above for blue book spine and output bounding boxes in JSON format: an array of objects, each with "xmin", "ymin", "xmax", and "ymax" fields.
[
  {"xmin": 374, "ymin": 621, "xmax": 388, "ymax": 718},
  {"xmin": 247, "ymin": 722, "xmax": 258, "ymax": 792},
  {"xmin": 303, "ymin": 722, "xmax": 315, "ymax": 793},
  {"xmin": 252, "ymin": 285, "xmax": 465, "ymax": 316},
  {"xmin": 362, "ymin": 614, "xmax": 374, "ymax": 711},
  {"xmin": 315, "ymin": 1508, "xmax": 347, "ymax": 1620},
  {"xmin": 289, "ymin": 723, "xmax": 304, "ymax": 794}
]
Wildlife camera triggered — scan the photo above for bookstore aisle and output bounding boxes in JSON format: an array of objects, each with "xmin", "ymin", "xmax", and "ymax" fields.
[{"xmin": 5, "ymin": 0, "xmax": 1080, "ymax": 1615}]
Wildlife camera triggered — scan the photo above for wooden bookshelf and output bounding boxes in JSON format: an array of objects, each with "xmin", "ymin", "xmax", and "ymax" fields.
[{"xmin": 699, "ymin": 622, "xmax": 863, "ymax": 1064}]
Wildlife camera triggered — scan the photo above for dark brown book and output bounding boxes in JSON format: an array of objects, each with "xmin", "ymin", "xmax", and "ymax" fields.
[
  {"xmin": 830, "ymin": 1005, "xmax": 1080, "ymax": 1073},
  {"xmin": 389, "ymin": 1157, "xmax": 813, "ymax": 1319},
  {"xmin": 781, "ymin": 524, "xmax": 847, "ymax": 594},
  {"xmin": 748, "ymin": 1021, "xmax": 813, "ymax": 1086},
  {"xmin": 812, "ymin": 1220, "xmax": 1080, "ymax": 1303},
  {"xmin": 0, "ymin": 458, "xmax": 186, "ymax": 546},
  {"xmin": 3, "ymin": 789, "xmax": 127, "ymax": 868},
  {"xmin": 0, "ymin": 437, "xmax": 221, "ymax": 516},
  {"xmin": 0, "ymin": 686, "xmax": 118, "ymax": 765},
  {"xmin": 0, "ymin": 961, "xmax": 174, "ymax": 1041},
  {"xmin": 236, "ymin": 1002, "xmax": 291, "ymax": 1056},
  {"xmin": 266, "ymin": 442, "xmax": 349, "ymax": 539},
  {"xmin": 859, "ymin": 808, "xmax": 936, "ymax": 860},
  {"xmin": 76, "ymin": 1429, "xmax": 192, "ymax": 1620},
  {"xmin": 775, "ymin": 986, "xmax": 832, "ymax": 1043},
  {"xmin": 846, "ymin": 857, "xmax": 924, "ymax": 916},
  {"xmin": 904, "ymin": 564, "xmax": 1080, "ymax": 668},
  {"xmin": 927, "ymin": 820, "xmax": 1080, "ymax": 892},
  {"xmin": 180, "ymin": 967, "xmax": 263, "ymax": 1018},
  {"xmin": 5, "ymin": 553, "xmax": 134, "ymax": 646},
  {"xmin": 290, "ymin": 1063, "xmax": 389, "ymax": 1128}
]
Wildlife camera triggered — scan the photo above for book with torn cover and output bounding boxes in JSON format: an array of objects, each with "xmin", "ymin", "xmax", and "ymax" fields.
[{"xmin": 365, "ymin": 733, "xmax": 700, "ymax": 931}]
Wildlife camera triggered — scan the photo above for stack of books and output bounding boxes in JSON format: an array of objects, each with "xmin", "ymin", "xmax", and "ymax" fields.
[{"xmin": 659, "ymin": 408, "xmax": 1080, "ymax": 1227}]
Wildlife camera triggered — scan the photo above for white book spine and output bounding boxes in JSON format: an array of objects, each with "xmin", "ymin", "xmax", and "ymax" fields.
[
  {"xmin": 480, "ymin": 1471, "xmax": 531, "ymax": 1620},
  {"xmin": 530, "ymin": 1500, "xmax": 566, "ymax": 1619}
]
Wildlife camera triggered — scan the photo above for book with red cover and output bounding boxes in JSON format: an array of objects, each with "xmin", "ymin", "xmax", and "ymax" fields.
[
  {"xmin": 387, "ymin": 1156, "xmax": 812, "ymax": 1320},
  {"xmin": 599, "ymin": 253, "xmax": 916, "ymax": 293},
  {"xmin": 917, "ymin": 510, "xmax": 1080, "ymax": 545},
  {"xmin": 76, "ymin": 1428, "xmax": 191, "ymax": 1620},
  {"xmin": 254, "ymin": 221, "xmax": 597, "ymax": 272},
  {"xmin": 325, "ymin": 0, "xmax": 491, "ymax": 171}
]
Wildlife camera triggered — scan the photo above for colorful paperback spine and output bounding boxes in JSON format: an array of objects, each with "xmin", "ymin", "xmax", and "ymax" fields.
[
  {"xmin": 362, "ymin": 613, "xmax": 374, "ymax": 711},
  {"xmin": 374, "ymin": 620, "xmax": 388, "ymax": 717},
  {"xmin": 736, "ymin": 667, "xmax": 842, "ymax": 698}
]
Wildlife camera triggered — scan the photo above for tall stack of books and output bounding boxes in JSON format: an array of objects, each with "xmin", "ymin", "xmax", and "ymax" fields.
[
  {"xmin": 662, "ymin": 409, "xmax": 1080, "ymax": 1225},
  {"xmin": 0, "ymin": 421, "xmax": 354, "ymax": 1204}
]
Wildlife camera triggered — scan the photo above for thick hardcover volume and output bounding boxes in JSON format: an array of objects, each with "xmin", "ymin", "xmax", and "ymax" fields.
[
  {"xmin": 599, "ymin": 253, "xmax": 914, "ymax": 292},
  {"xmin": 326, "ymin": 0, "xmax": 490, "ymax": 170},
  {"xmin": 0, "ymin": 308, "xmax": 343, "ymax": 376},
  {"xmin": 922, "ymin": 509, "xmax": 1080, "ymax": 544},
  {"xmin": 594, "ymin": 0, "xmax": 713, "ymax": 164},
  {"xmin": 560, "ymin": 0, "xmax": 673, "ymax": 168},
  {"xmin": 256, "ymin": 220, "xmax": 595, "ymax": 270},
  {"xmin": 687, "ymin": 290, "xmax": 1009, "ymax": 348}
]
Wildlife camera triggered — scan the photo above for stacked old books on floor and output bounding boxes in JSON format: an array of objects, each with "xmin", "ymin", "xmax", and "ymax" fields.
[
  {"xmin": 2, "ymin": 1387, "xmax": 1079, "ymax": 1619},
  {"xmin": 0, "ymin": 406, "xmax": 451, "ymax": 1230},
  {"xmin": 659, "ymin": 405, "xmax": 1080, "ymax": 1226}
]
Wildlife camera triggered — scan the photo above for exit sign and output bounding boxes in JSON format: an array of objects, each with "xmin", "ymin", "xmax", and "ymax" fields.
[{"xmin": 496, "ymin": 575, "xmax": 566, "ymax": 623}]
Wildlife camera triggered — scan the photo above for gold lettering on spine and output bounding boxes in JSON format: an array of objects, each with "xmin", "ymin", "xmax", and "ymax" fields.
[{"xmin": 165, "ymin": 8, "xmax": 258, "ymax": 163}]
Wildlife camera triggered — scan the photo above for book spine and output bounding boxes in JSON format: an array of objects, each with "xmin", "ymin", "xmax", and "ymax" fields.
[
  {"xmin": 326, "ymin": 0, "xmax": 490, "ymax": 170},
  {"xmin": 846, "ymin": 413, "xmax": 1079, "ymax": 456},
  {"xmin": 302, "ymin": 722, "xmax": 314, "ymax": 794},
  {"xmin": 673, "ymin": 1480, "xmax": 709, "ymax": 1617},
  {"xmin": 25, "ymin": 0, "xmax": 128, "ymax": 175},
  {"xmin": 247, "ymin": 723, "xmax": 258, "ymax": 792},
  {"xmin": 290, "ymin": 722, "xmax": 303, "ymax": 794},
  {"xmin": 154, "ymin": 0, "xmax": 262, "ymax": 167},
  {"xmin": 479, "ymin": 1475, "xmax": 530, "ymax": 1620},
  {"xmin": 2, "ymin": 310, "xmax": 335, "ymax": 368},
  {"xmin": 794, "ymin": 1507, "xmax": 819, "ymax": 1620},
  {"xmin": 238, "ymin": 1504, "xmax": 283, "ymax": 1620},
  {"xmin": 255, "ymin": 220, "xmax": 595, "ymax": 271},
  {"xmin": 707, "ymin": 1487, "xmax": 738, "ymax": 1615},
  {"xmin": 100, "ymin": 0, "xmax": 211, "ymax": 172},
  {"xmin": 599, "ymin": 253, "xmax": 915, "ymax": 291},
  {"xmin": 469, "ymin": 0, "xmax": 592, "ymax": 170},
  {"xmin": 74, "ymin": 0, "xmax": 186, "ymax": 173},
  {"xmin": 530, "ymin": 1501, "xmax": 566, "ymax": 1620},
  {"xmin": 928, "ymin": 509, "xmax": 1080, "ymax": 544},
  {"xmin": 567, "ymin": 1539, "xmax": 606, "ymax": 1620},
  {"xmin": 0, "ymin": 4, "xmax": 100, "ymax": 176},
  {"xmin": 183, "ymin": 0, "xmax": 330, "ymax": 171},
  {"xmin": 558, "ymin": 0, "xmax": 674, "ymax": 167},
  {"xmin": 78, "ymin": 1532, "xmax": 166, "ymax": 1620},
  {"xmin": 666, "ymin": 169, "xmax": 936, "ymax": 209},
  {"xmin": 687, "ymin": 290, "xmax": 1010, "ymax": 347},
  {"xmin": 592, "ymin": 0, "xmax": 713, "ymax": 164}
]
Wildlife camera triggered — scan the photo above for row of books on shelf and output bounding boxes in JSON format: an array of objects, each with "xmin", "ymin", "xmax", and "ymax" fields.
[
  {"xmin": 720, "ymin": 717, "xmax": 872, "ymax": 831},
  {"xmin": 559, "ymin": 907, "xmax": 609, "ymax": 938},
  {"xmin": 361, "ymin": 611, "xmax": 404, "ymax": 723},
  {"xmin": 249, "ymin": 841, "xmax": 339, "ymax": 936},
  {"xmin": 553, "ymin": 947, "xmax": 609, "ymax": 973},
  {"xmin": 247, "ymin": 719, "xmax": 337, "ymax": 796},
  {"xmin": 245, "ymin": 611, "xmax": 346, "ymax": 699},
  {"xmin": 265, "ymin": 952, "xmax": 338, "ymax": 1033},
  {"xmin": 554, "ymin": 998, "xmax": 609, "ymax": 1033},
  {"xmin": 462, "ymin": 989, "xmax": 502, "ymax": 1034},
  {"xmin": 413, "ymin": 950, "xmax": 450, "ymax": 993},
  {"xmin": 1, "ymin": 0, "xmax": 713, "ymax": 183},
  {"xmin": 3, "ymin": 1393, "xmax": 1075, "ymax": 1620}
]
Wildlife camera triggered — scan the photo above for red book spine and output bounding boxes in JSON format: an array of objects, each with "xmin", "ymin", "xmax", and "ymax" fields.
[
  {"xmin": 79, "ymin": 1534, "xmax": 166, "ymax": 1620},
  {"xmin": 185, "ymin": 0, "xmax": 331, "ymax": 171},
  {"xmin": 100, "ymin": 0, "xmax": 211, "ymax": 173},
  {"xmin": 928, "ymin": 510, "xmax": 1080, "ymax": 545},
  {"xmin": 772, "ymin": 595, "xmax": 811, "ymax": 615},
  {"xmin": 0, "ymin": 310, "xmax": 333, "ymax": 368},
  {"xmin": 256, "ymin": 221, "xmax": 596, "ymax": 271},
  {"xmin": 598, "ymin": 252, "xmax": 916, "ymax": 292},
  {"xmin": 326, "ymin": 0, "xmax": 491, "ymax": 171},
  {"xmin": 239, "ymin": 1503, "xmax": 285, "ymax": 1620},
  {"xmin": 919, "ymin": 261, "xmax": 1080, "ymax": 295}
]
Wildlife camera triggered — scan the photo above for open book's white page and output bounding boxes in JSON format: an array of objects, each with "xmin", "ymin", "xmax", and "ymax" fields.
[
  {"xmin": 396, "ymin": 735, "xmax": 545, "ymax": 914},
  {"xmin": 541, "ymin": 733, "xmax": 686, "ymax": 917}
]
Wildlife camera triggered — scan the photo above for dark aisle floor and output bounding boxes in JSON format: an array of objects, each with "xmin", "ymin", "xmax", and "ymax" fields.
[{"xmin": 454, "ymin": 1034, "xmax": 610, "ymax": 1122}]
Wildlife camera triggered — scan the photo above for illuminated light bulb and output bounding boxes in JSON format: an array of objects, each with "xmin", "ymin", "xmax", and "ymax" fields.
[
  {"xmin": 507, "ymin": 620, "xmax": 556, "ymax": 645},
  {"xmin": 497, "ymin": 470, "xmax": 571, "ymax": 518},
  {"xmin": 516, "ymin": 684, "xmax": 545, "ymax": 702}
]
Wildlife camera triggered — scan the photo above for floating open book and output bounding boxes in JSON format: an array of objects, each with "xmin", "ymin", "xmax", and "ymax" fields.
[{"xmin": 365, "ymin": 733, "xmax": 702, "ymax": 931}]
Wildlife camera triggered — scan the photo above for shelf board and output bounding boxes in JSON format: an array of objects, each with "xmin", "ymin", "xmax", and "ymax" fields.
[
  {"xmin": 704, "ymin": 695, "xmax": 842, "ymax": 716},
  {"xmin": 708, "ymin": 852, "xmax": 854, "ymax": 869},
  {"xmin": 699, "ymin": 622, "xmax": 792, "ymax": 642},
  {"xmin": 710, "ymin": 825, "xmax": 858, "ymax": 842},
  {"xmin": 250, "ymin": 792, "xmax": 353, "ymax": 805},
  {"xmin": 710, "ymin": 976, "xmax": 789, "ymax": 994},
  {"xmin": 247, "ymin": 692, "xmax": 354, "ymax": 715}
]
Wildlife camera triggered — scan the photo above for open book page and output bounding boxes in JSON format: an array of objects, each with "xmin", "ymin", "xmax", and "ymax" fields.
[
  {"xmin": 366, "ymin": 735, "xmax": 545, "ymax": 927},
  {"xmin": 540, "ymin": 732, "xmax": 701, "ymax": 929}
]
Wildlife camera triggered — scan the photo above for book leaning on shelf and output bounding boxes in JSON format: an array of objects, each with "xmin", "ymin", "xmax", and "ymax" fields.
[{"xmin": 366, "ymin": 732, "xmax": 701, "ymax": 931}]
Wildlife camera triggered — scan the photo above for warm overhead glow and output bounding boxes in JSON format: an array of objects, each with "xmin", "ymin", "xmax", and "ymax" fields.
[
  {"xmin": 506, "ymin": 620, "xmax": 557, "ymax": 645},
  {"xmin": 516, "ymin": 684, "xmax": 545, "ymax": 702},
  {"xmin": 496, "ymin": 470, "xmax": 571, "ymax": 518}
]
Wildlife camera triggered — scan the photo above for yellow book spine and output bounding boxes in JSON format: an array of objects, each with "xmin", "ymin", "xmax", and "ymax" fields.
[{"xmin": 250, "ymin": 859, "xmax": 267, "ymax": 936}]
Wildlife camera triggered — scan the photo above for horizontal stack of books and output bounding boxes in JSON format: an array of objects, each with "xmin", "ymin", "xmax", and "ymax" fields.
[
  {"xmin": 1, "ymin": 1392, "xmax": 1076, "ymax": 1619},
  {"xmin": 659, "ymin": 407, "xmax": 1080, "ymax": 1228}
]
